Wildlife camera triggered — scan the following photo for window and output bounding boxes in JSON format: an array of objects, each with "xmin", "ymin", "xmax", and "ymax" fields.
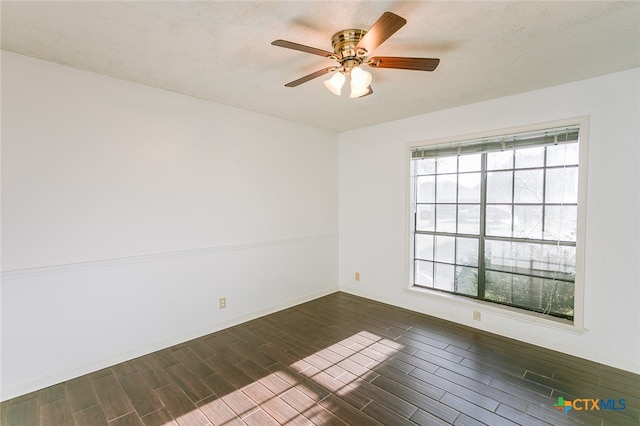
[{"xmin": 410, "ymin": 123, "xmax": 584, "ymax": 321}]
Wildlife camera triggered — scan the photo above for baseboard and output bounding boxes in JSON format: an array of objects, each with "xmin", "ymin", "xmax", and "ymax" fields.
[{"xmin": 0, "ymin": 285, "xmax": 339, "ymax": 402}]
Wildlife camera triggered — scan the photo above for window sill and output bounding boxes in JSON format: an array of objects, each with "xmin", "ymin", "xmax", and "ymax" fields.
[{"xmin": 406, "ymin": 286, "xmax": 586, "ymax": 335}]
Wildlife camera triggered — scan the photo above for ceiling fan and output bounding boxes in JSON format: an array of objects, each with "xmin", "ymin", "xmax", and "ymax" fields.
[{"xmin": 271, "ymin": 11, "xmax": 440, "ymax": 98}]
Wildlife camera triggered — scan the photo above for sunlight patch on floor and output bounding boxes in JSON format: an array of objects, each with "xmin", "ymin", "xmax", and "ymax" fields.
[{"xmin": 194, "ymin": 330, "xmax": 403, "ymax": 425}]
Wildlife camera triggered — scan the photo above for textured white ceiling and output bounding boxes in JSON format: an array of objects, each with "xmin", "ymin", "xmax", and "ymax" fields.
[{"xmin": 2, "ymin": 1, "xmax": 639, "ymax": 132}]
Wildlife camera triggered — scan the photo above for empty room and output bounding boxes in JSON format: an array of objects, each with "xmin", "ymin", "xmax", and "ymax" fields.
[{"xmin": 1, "ymin": 1, "xmax": 639, "ymax": 425}]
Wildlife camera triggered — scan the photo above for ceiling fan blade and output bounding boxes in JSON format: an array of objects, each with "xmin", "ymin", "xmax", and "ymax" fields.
[
  {"xmin": 368, "ymin": 56, "xmax": 440, "ymax": 71},
  {"xmin": 356, "ymin": 12, "xmax": 407, "ymax": 54},
  {"xmin": 284, "ymin": 67, "xmax": 337, "ymax": 87},
  {"xmin": 271, "ymin": 39, "xmax": 334, "ymax": 58}
]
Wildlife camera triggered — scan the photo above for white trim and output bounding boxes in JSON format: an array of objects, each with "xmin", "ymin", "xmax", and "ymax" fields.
[
  {"xmin": 405, "ymin": 116, "xmax": 589, "ymax": 328},
  {"xmin": 404, "ymin": 285, "xmax": 586, "ymax": 334},
  {"xmin": 572, "ymin": 116, "xmax": 590, "ymax": 328},
  {"xmin": 0, "ymin": 286, "xmax": 339, "ymax": 402},
  {"xmin": 1, "ymin": 233, "xmax": 339, "ymax": 281}
]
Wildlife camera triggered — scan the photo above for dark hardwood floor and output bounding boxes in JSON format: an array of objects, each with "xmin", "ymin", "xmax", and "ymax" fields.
[{"xmin": 2, "ymin": 292, "xmax": 639, "ymax": 425}]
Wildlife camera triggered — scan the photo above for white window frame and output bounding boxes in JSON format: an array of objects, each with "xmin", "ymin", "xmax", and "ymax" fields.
[{"xmin": 406, "ymin": 117, "xmax": 589, "ymax": 329}]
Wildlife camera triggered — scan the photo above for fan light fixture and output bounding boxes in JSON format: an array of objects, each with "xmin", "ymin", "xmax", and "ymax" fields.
[
  {"xmin": 324, "ymin": 66, "xmax": 372, "ymax": 98},
  {"xmin": 349, "ymin": 66, "xmax": 372, "ymax": 98},
  {"xmin": 323, "ymin": 72, "xmax": 345, "ymax": 95}
]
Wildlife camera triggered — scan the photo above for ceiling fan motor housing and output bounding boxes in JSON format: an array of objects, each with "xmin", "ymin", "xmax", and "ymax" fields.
[{"xmin": 331, "ymin": 29, "xmax": 367, "ymax": 71}]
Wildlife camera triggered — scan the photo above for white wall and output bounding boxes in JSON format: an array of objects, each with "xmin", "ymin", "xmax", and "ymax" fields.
[
  {"xmin": 1, "ymin": 51, "xmax": 339, "ymax": 400},
  {"xmin": 339, "ymin": 68, "xmax": 640, "ymax": 374}
]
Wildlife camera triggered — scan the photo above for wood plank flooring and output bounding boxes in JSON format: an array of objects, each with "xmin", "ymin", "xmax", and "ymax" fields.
[{"xmin": 2, "ymin": 292, "xmax": 639, "ymax": 425}]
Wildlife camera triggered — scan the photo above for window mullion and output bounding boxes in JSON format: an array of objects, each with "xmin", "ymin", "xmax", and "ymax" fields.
[
  {"xmin": 511, "ymin": 151, "xmax": 516, "ymax": 236},
  {"xmin": 478, "ymin": 153, "xmax": 488, "ymax": 300},
  {"xmin": 542, "ymin": 146, "xmax": 548, "ymax": 236}
]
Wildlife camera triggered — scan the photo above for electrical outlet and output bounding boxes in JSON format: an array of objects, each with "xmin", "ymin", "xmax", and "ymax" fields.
[
  {"xmin": 355, "ymin": 272, "xmax": 360, "ymax": 281},
  {"xmin": 219, "ymin": 297, "xmax": 226, "ymax": 309},
  {"xmin": 473, "ymin": 311, "xmax": 481, "ymax": 321}
]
